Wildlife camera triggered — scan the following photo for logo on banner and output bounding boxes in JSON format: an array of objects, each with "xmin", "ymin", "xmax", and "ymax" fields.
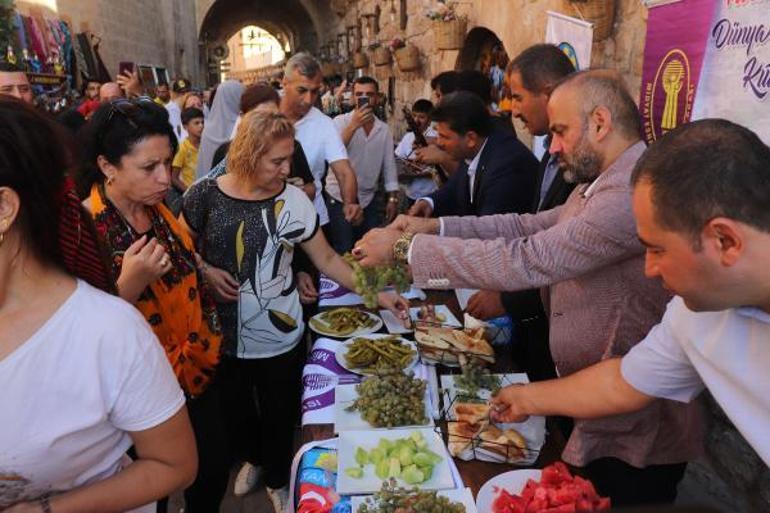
[
  {"xmin": 643, "ymin": 49, "xmax": 695, "ymax": 141},
  {"xmin": 558, "ymin": 42, "xmax": 580, "ymax": 69}
]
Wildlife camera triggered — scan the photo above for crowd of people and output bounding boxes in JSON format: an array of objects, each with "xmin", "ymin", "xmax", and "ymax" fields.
[{"xmin": 0, "ymin": 40, "xmax": 768, "ymax": 513}]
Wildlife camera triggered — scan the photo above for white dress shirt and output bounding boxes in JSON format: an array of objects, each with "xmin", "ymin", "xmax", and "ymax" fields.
[
  {"xmin": 326, "ymin": 111, "xmax": 399, "ymax": 208},
  {"xmin": 294, "ymin": 107, "xmax": 349, "ymax": 225}
]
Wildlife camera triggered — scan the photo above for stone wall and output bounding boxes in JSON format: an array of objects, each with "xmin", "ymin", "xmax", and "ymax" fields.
[
  {"xmin": 316, "ymin": 0, "xmax": 648, "ymax": 146},
  {"xmin": 16, "ymin": 0, "xmax": 201, "ymax": 85}
]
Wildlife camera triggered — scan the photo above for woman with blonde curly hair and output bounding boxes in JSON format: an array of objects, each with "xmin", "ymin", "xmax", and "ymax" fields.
[{"xmin": 181, "ymin": 110, "xmax": 407, "ymax": 513}]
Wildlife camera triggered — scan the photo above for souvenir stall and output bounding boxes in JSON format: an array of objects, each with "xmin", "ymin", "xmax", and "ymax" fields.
[{"xmin": 1, "ymin": 1, "xmax": 111, "ymax": 113}]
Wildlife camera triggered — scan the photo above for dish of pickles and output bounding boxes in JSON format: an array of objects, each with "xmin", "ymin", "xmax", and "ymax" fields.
[{"xmin": 309, "ymin": 307, "xmax": 383, "ymax": 338}]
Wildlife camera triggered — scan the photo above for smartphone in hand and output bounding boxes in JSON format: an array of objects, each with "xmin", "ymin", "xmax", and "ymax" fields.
[{"xmin": 118, "ymin": 61, "xmax": 135, "ymax": 76}]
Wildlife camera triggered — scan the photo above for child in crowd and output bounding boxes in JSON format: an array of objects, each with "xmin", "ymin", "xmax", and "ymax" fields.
[
  {"xmin": 167, "ymin": 107, "xmax": 204, "ymax": 214},
  {"xmin": 394, "ymin": 99, "xmax": 438, "ymax": 206}
]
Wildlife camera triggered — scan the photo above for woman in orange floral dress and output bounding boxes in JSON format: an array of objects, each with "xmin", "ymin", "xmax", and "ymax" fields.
[{"xmin": 78, "ymin": 98, "xmax": 227, "ymax": 513}]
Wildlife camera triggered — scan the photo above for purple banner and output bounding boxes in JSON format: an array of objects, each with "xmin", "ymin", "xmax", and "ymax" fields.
[{"xmin": 640, "ymin": 0, "xmax": 717, "ymax": 144}]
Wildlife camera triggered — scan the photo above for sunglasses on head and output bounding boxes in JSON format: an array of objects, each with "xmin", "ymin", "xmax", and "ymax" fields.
[{"xmin": 104, "ymin": 96, "xmax": 157, "ymax": 129}]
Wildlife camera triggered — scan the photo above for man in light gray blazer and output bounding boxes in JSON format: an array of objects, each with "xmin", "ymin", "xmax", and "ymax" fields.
[{"xmin": 353, "ymin": 70, "xmax": 703, "ymax": 507}]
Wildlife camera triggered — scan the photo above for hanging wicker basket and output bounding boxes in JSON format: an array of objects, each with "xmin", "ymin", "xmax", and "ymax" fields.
[
  {"xmin": 570, "ymin": 0, "xmax": 616, "ymax": 41},
  {"xmin": 433, "ymin": 18, "xmax": 467, "ymax": 50},
  {"xmin": 395, "ymin": 45, "xmax": 421, "ymax": 72},
  {"xmin": 352, "ymin": 51, "xmax": 369, "ymax": 69},
  {"xmin": 373, "ymin": 46, "xmax": 392, "ymax": 66}
]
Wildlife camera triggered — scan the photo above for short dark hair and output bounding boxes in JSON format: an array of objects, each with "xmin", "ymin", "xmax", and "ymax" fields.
[
  {"xmin": 81, "ymin": 78, "xmax": 101, "ymax": 96},
  {"xmin": 354, "ymin": 75, "xmax": 379, "ymax": 91},
  {"xmin": 430, "ymin": 71, "xmax": 460, "ymax": 95},
  {"xmin": 412, "ymin": 99, "xmax": 433, "ymax": 113},
  {"xmin": 631, "ymin": 119, "xmax": 770, "ymax": 245},
  {"xmin": 507, "ymin": 44, "xmax": 576, "ymax": 94},
  {"xmin": 0, "ymin": 98, "xmax": 74, "ymax": 265},
  {"xmin": 431, "ymin": 91, "xmax": 491, "ymax": 137},
  {"xmin": 456, "ymin": 70, "xmax": 493, "ymax": 105},
  {"xmin": 181, "ymin": 107, "xmax": 204, "ymax": 125},
  {"xmin": 240, "ymin": 83, "xmax": 280, "ymax": 113},
  {"xmin": 77, "ymin": 99, "xmax": 177, "ymax": 196}
]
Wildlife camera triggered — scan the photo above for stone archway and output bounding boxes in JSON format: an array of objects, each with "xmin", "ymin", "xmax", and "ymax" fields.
[{"xmin": 197, "ymin": 0, "xmax": 338, "ymax": 85}]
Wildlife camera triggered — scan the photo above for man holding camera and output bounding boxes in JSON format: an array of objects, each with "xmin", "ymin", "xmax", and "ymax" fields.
[{"xmin": 325, "ymin": 76, "xmax": 400, "ymax": 253}]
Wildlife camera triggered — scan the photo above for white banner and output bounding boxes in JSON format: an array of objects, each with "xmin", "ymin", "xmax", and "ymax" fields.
[
  {"xmin": 691, "ymin": 0, "xmax": 770, "ymax": 143},
  {"xmin": 545, "ymin": 11, "xmax": 594, "ymax": 71}
]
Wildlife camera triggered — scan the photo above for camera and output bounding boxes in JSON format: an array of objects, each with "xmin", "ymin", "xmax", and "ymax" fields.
[{"xmin": 357, "ymin": 96, "xmax": 370, "ymax": 109}]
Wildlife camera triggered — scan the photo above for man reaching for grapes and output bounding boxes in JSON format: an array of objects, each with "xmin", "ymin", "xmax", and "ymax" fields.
[{"xmin": 352, "ymin": 70, "xmax": 702, "ymax": 507}]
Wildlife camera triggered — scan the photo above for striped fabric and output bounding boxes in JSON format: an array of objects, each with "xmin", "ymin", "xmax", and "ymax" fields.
[{"xmin": 57, "ymin": 177, "xmax": 113, "ymax": 293}]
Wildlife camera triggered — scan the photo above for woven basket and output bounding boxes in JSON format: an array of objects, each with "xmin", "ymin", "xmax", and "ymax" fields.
[
  {"xmin": 571, "ymin": 0, "xmax": 616, "ymax": 41},
  {"xmin": 373, "ymin": 46, "xmax": 392, "ymax": 66},
  {"xmin": 352, "ymin": 51, "xmax": 369, "ymax": 69},
  {"xmin": 434, "ymin": 18, "xmax": 467, "ymax": 50},
  {"xmin": 395, "ymin": 45, "xmax": 421, "ymax": 72}
]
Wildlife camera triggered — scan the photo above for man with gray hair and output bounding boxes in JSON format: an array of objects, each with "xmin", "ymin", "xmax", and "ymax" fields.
[
  {"xmin": 280, "ymin": 52, "xmax": 362, "ymax": 227},
  {"xmin": 353, "ymin": 70, "xmax": 703, "ymax": 506}
]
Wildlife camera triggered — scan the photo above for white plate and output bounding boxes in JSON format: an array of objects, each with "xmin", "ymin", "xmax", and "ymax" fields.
[
  {"xmin": 351, "ymin": 487, "xmax": 477, "ymax": 512},
  {"xmin": 476, "ymin": 469, "xmax": 542, "ymax": 513},
  {"xmin": 380, "ymin": 305, "xmax": 462, "ymax": 334},
  {"xmin": 440, "ymin": 373, "xmax": 546, "ymax": 465},
  {"xmin": 309, "ymin": 309, "xmax": 383, "ymax": 338},
  {"xmin": 334, "ymin": 381, "xmax": 434, "ymax": 432},
  {"xmin": 334, "ymin": 335, "xmax": 418, "ymax": 375},
  {"xmin": 337, "ymin": 428, "xmax": 455, "ymax": 495}
]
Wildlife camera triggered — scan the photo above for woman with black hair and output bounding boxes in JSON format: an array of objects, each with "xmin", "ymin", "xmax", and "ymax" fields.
[
  {"xmin": 0, "ymin": 98, "xmax": 196, "ymax": 512},
  {"xmin": 78, "ymin": 98, "xmax": 228, "ymax": 512}
]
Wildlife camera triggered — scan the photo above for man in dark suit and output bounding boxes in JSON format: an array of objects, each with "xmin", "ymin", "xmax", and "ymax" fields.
[
  {"xmin": 408, "ymin": 91, "xmax": 538, "ymax": 218},
  {"xmin": 466, "ymin": 44, "xmax": 577, "ymax": 382}
]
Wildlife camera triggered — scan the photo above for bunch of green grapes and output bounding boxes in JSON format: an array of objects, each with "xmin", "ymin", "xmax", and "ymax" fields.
[
  {"xmin": 358, "ymin": 481, "xmax": 466, "ymax": 513},
  {"xmin": 344, "ymin": 253, "xmax": 410, "ymax": 308},
  {"xmin": 455, "ymin": 362, "xmax": 502, "ymax": 399},
  {"xmin": 346, "ymin": 373, "xmax": 427, "ymax": 427}
]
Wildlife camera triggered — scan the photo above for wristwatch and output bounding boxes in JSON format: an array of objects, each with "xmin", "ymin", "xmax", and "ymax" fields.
[{"xmin": 392, "ymin": 232, "xmax": 414, "ymax": 265}]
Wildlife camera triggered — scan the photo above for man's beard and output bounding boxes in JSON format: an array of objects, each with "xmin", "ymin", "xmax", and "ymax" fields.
[{"xmin": 560, "ymin": 132, "xmax": 603, "ymax": 184}]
